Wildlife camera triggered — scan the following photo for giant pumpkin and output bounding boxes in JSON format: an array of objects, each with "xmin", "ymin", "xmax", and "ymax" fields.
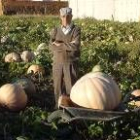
[
  {"xmin": 70, "ymin": 66, "xmax": 121, "ymax": 110},
  {"xmin": 0, "ymin": 83, "xmax": 27, "ymax": 111}
]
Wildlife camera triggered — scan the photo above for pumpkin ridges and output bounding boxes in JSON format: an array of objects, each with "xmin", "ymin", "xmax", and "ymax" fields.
[
  {"xmin": 70, "ymin": 72, "xmax": 121, "ymax": 110},
  {"xmin": 97, "ymin": 76, "xmax": 116, "ymax": 110},
  {"xmin": 87, "ymin": 78, "xmax": 105, "ymax": 109},
  {"xmin": 92, "ymin": 74, "xmax": 121, "ymax": 109},
  {"xmin": 90, "ymin": 77, "xmax": 114, "ymax": 110},
  {"xmin": 82, "ymin": 79, "xmax": 94, "ymax": 108},
  {"xmin": 85, "ymin": 79, "xmax": 95, "ymax": 108},
  {"xmin": 71, "ymin": 78, "xmax": 106, "ymax": 109},
  {"xmin": 72, "ymin": 75, "xmax": 117, "ymax": 109},
  {"xmin": 91, "ymin": 78, "xmax": 108, "ymax": 110},
  {"xmin": 70, "ymin": 81, "xmax": 84, "ymax": 107}
]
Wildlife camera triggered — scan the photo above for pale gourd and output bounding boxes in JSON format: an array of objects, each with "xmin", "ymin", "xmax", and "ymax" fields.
[
  {"xmin": 0, "ymin": 83, "xmax": 27, "ymax": 111},
  {"xmin": 20, "ymin": 51, "xmax": 35, "ymax": 62},
  {"xmin": 4, "ymin": 52, "xmax": 21, "ymax": 62},
  {"xmin": 13, "ymin": 78, "xmax": 36, "ymax": 98},
  {"xmin": 27, "ymin": 64, "xmax": 45, "ymax": 75},
  {"xmin": 129, "ymin": 89, "xmax": 140, "ymax": 107},
  {"xmin": 70, "ymin": 65, "xmax": 121, "ymax": 110},
  {"xmin": 34, "ymin": 43, "xmax": 47, "ymax": 56}
]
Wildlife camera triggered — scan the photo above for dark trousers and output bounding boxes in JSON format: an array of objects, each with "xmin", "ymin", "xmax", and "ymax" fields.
[{"xmin": 52, "ymin": 62, "xmax": 77, "ymax": 107}]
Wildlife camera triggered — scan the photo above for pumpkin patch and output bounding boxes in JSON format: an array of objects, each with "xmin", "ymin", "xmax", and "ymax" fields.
[{"xmin": 0, "ymin": 16, "xmax": 140, "ymax": 140}]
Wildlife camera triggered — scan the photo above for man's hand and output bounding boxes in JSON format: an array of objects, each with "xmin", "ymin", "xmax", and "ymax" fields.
[{"xmin": 52, "ymin": 41, "xmax": 64, "ymax": 52}]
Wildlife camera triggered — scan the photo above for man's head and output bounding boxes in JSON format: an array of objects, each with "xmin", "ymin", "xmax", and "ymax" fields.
[{"xmin": 60, "ymin": 7, "xmax": 72, "ymax": 27}]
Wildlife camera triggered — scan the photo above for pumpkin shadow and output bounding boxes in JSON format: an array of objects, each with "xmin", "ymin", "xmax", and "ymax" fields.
[{"xmin": 27, "ymin": 89, "xmax": 55, "ymax": 112}]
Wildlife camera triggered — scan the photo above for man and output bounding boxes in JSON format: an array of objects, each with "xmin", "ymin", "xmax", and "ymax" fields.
[{"xmin": 50, "ymin": 7, "xmax": 81, "ymax": 109}]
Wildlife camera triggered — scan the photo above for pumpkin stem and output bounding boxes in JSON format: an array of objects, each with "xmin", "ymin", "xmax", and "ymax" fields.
[{"xmin": 92, "ymin": 65, "xmax": 103, "ymax": 73}]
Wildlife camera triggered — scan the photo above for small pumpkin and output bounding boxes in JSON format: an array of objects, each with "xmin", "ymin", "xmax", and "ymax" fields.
[
  {"xmin": 129, "ymin": 89, "xmax": 140, "ymax": 107},
  {"xmin": 70, "ymin": 65, "xmax": 121, "ymax": 110},
  {"xmin": 27, "ymin": 64, "xmax": 45, "ymax": 75},
  {"xmin": 58, "ymin": 95, "xmax": 74, "ymax": 108},
  {"xmin": 34, "ymin": 43, "xmax": 47, "ymax": 56},
  {"xmin": 4, "ymin": 52, "xmax": 21, "ymax": 62},
  {"xmin": 0, "ymin": 83, "xmax": 27, "ymax": 111},
  {"xmin": 13, "ymin": 78, "xmax": 36, "ymax": 98},
  {"xmin": 20, "ymin": 50, "xmax": 35, "ymax": 62}
]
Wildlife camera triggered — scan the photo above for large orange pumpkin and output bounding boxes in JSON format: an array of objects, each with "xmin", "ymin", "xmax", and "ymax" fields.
[
  {"xmin": 27, "ymin": 64, "xmax": 45, "ymax": 75},
  {"xmin": 70, "ymin": 70, "xmax": 121, "ymax": 110},
  {"xmin": 0, "ymin": 83, "xmax": 27, "ymax": 111}
]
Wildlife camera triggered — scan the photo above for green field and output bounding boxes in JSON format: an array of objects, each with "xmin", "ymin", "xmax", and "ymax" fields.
[{"xmin": 0, "ymin": 16, "xmax": 140, "ymax": 140}]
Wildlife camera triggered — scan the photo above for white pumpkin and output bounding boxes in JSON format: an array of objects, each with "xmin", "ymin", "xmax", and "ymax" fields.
[
  {"xmin": 20, "ymin": 50, "xmax": 35, "ymax": 62},
  {"xmin": 4, "ymin": 52, "xmax": 21, "ymax": 62},
  {"xmin": 70, "ymin": 71, "xmax": 121, "ymax": 110}
]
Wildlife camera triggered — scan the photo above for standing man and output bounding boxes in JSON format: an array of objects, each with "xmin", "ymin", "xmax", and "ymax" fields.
[{"xmin": 50, "ymin": 7, "xmax": 81, "ymax": 109}]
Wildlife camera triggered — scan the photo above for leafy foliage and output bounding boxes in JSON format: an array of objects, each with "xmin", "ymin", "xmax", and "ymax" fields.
[{"xmin": 1, "ymin": 16, "xmax": 140, "ymax": 139}]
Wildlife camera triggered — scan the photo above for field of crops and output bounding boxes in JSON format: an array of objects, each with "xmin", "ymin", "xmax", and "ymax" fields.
[{"xmin": 1, "ymin": 15, "xmax": 140, "ymax": 140}]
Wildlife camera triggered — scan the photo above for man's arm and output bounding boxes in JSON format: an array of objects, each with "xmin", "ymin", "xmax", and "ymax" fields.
[
  {"xmin": 50, "ymin": 26, "xmax": 81, "ymax": 52},
  {"xmin": 50, "ymin": 28, "xmax": 57, "ymax": 44},
  {"xmin": 63, "ymin": 27, "xmax": 81, "ymax": 52},
  {"xmin": 49, "ymin": 28, "xmax": 65, "ymax": 52}
]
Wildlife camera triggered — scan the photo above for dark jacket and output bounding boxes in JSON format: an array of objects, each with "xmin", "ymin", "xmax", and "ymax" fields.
[{"xmin": 50, "ymin": 24, "xmax": 81, "ymax": 64}]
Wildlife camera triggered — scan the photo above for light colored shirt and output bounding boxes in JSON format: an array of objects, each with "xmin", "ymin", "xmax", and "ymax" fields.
[{"xmin": 61, "ymin": 23, "xmax": 72, "ymax": 35}]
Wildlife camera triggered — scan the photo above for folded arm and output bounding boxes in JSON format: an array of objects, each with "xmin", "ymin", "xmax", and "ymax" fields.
[
  {"xmin": 49, "ymin": 27, "xmax": 81, "ymax": 52},
  {"xmin": 63, "ymin": 27, "xmax": 81, "ymax": 52}
]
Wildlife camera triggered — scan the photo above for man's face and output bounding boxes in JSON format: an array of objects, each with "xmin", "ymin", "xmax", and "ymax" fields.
[{"xmin": 60, "ymin": 14, "xmax": 72, "ymax": 27}]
